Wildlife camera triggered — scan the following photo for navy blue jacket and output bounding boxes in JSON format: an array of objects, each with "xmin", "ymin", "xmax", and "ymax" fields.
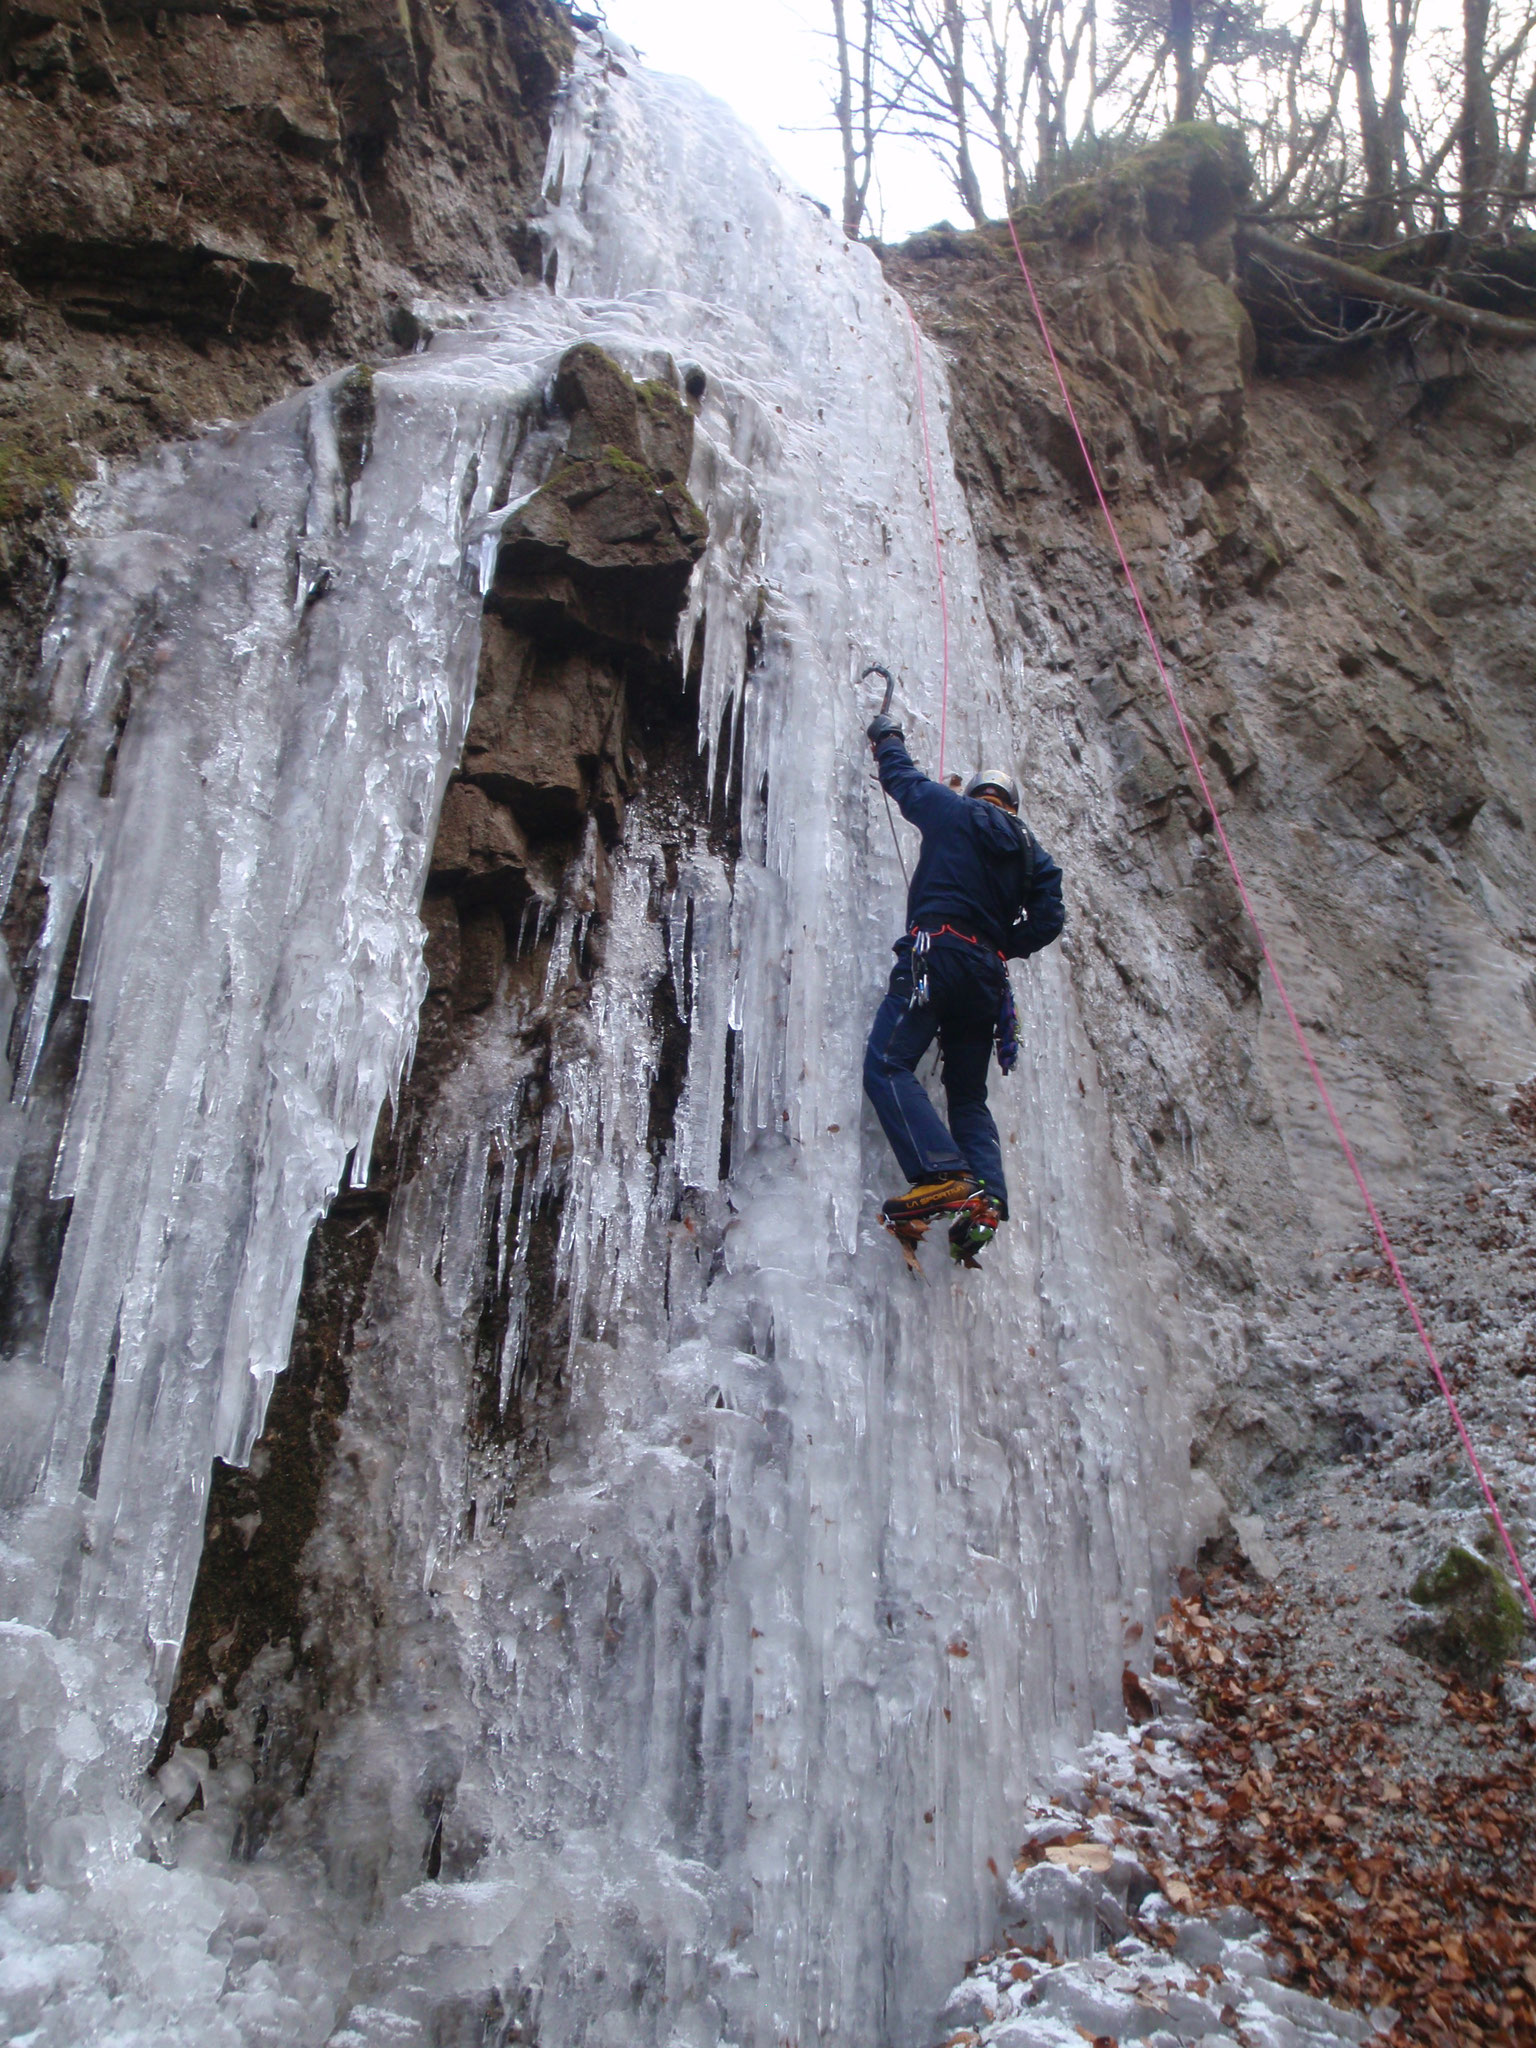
[{"xmin": 875, "ymin": 735, "xmax": 1065, "ymax": 959}]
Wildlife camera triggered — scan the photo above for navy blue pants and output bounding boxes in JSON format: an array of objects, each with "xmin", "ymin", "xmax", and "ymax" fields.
[{"xmin": 863, "ymin": 940, "xmax": 1009, "ymax": 1216}]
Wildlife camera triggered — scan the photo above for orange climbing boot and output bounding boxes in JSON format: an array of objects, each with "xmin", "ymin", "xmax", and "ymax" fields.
[
  {"xmin": 881, "ymin": 1175, "xmax": 979, "ymax": 1272},
  {"xmin": 881, "ymin": 1174, "xmax": 979, "ymax": 1225}
]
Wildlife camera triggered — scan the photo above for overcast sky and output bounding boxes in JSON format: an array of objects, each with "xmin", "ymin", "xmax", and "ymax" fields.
[{"xmin": 596, "ymin": 0, "xmax": 961, "ymax": 240}]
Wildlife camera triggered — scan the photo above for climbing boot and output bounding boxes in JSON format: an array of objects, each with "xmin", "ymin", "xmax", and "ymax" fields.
[
  {"xmin": 948, "ymin": 1191, "xmax": 1003, "ymax": 1269},
  {"xmin": 881, "ymin": 1174, "xmax": 979, "ymax": 1224},
  {"xmin": 881, "ymin": 1175, "xmax": 980, "ymax": 1274}
]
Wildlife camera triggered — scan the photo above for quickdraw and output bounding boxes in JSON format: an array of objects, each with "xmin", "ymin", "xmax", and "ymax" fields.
[{"xmin": 995, "ymin": 978, "xmax": 1019, "ymax": 1076}]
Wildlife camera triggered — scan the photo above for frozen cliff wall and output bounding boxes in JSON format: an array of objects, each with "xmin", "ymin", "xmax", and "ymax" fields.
[
  {"xmin": 0, "ymin": 35, "xmax": 1203, "ymax": 2048},
  {"xmin": 886, "ymin": 131, "xmax": 1536, "ymax": 1515}
]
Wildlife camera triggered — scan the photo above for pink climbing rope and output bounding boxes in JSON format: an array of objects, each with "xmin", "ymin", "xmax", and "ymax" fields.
[
  {"xmin": 906, "ymin": 303, "xmax": 952, "ymax": 778},
  {"xmin": 999, "ymin": 208, "xmax": 1536, "ymax": 1631}
]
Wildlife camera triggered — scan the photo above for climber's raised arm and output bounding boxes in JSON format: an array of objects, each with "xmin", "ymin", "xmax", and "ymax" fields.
[{"xmin": 866, "ymin": 716, "xmax": 965, "ymax": 833}]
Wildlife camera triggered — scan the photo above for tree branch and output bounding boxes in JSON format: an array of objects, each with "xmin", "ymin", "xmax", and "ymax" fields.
[{"xmin": 1240, "ymin": 224, "xmax": 1536, "ymax": 341}]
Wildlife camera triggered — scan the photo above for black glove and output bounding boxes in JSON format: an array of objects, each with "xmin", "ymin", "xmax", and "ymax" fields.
[{"xmin": 867, "ymin": 712, "xmax": 904, "ymax": 749}]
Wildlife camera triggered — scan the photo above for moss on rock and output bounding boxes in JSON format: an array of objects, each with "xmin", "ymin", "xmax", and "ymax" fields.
[
  {"xmin": 1038, "ymin": 121, "xmax": 1252, "ymax": 253},
  {"xmin": 1404, "ymin": 1543, "xmax": 1528, "ymax": 1685},
  {"xmin": 0, "ymin": 437, "xmax": 79, "ymax": 525}
]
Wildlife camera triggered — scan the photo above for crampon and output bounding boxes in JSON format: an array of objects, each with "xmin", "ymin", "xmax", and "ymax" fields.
[
  {"xmin": 947, "ymin": 1191, "xmax": 1002, "ymax": 1268},
  {"xmin": 880, "ymin": 1175, "xmax": 979, "ymax": 1273}
]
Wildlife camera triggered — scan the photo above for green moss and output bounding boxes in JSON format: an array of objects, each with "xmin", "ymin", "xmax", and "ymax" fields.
[
  {"xmin": 1038, "ymin": 120, "xmax": 1252, "ymax": 252},
  {"xmin": 1405, "ymin": 1543, "xmax": 1528, "ymax": 1685},
  {"xmin": 1044, "ymin": 181, "xmax": 1111, "ymax": 243},
  {"xmin": 595, "ymin": 443, "xmax": 659, "ymax": 482},
  {"xmin": 589, "ymin": 443, "xmax": 704, "ymax": 522},
  {"xmin": 0, "ymin": 438, "xmax": 78, "ymax": 524},
  {"xmin": 1152, "ymin": 120, "xmax": 1247, "ymax": 160}
]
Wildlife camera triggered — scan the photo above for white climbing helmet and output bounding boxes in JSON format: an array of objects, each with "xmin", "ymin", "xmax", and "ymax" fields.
[{"xmin": 963, "ymin": 768, "xmax": 1019, "ymax": 810}]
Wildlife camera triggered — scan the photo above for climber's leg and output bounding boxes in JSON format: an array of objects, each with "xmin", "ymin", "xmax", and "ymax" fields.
[
  {"xmin": 934, "ymin": 952, "xmax": 1009, "ymax": 1220},
  {"xmin": 863, "ymin": 952, "xmax": 970, "ymax": 1190}
]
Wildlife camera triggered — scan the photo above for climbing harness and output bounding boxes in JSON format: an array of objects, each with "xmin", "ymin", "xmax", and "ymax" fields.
[
  {"xmin": 906, "ymin": 926, "xmax": 1018, "ymax": 1073},
  {"xmin": 911, "ymin": 921, "xmax": 1005, "ymax": 958},
  {"xmin": 907, "ymin": 922, "xmax": 1012, "ymax": 1024},
  {"xmin": 905, "ymin": 306, "xmax": 951, "ymax": 778},
  {"xmin": 983, "ymin": 209, "xmax": 1536, "ymax": 1627}
]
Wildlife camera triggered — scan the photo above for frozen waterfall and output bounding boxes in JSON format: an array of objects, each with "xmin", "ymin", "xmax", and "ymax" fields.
[{"xmin": 0, "ymin": 35, "xmax": 1207, "ymax": 2047}]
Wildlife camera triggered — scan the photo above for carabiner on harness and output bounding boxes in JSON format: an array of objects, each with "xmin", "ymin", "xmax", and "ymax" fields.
[
  {"xmin": 995, "ymin": 976, "xmax": 1019, "ymax": 1074},
  {"xmin": 908, "ymin": 928, "xmax": 932, "ymax": 1011}
]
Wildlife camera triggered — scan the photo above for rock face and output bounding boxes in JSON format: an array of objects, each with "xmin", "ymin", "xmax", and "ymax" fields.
[
  {"xmin": 887, "ymin": 131, "xmax": 1536, "ymax": 1515},
  {"xmin": 0, "ymin": 0, "xmax": 571, "ymax": 646},
  {"xmin": 159, "ymin": 339, "xmax": 711, "ymax": 1775},
  {"xmin": 488, "ymin": 342, "xmax": 708, "ymax": 653}
]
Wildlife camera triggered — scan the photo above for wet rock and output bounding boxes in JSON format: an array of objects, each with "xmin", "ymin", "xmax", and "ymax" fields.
[
  {"xmin": 490, "ymin": 345, "xmax": 707, "ymax": 652},
  {"xmin": 555, "ymin": 341, "xmax": 695, "ymax": 483},
  {"xmin": 1231, "ymin": 1513, "xmax": 1281, "ymax": 1581},
  {"xmin": 1402, "ymin": 1543, "xmax": 1527, "ymax": 1684},
  {"xmin": 428, "ymin": 780, "xmax": 533, "ymax": 909},
  {"xmin": 1162, "ymin": 264, "xmax": 1253, "ymax": 479},
  {"xmin": 454, "ymin": 903, "xmax": 508, "ymax": 1014},
  {"xmin": 464, "ymin": 624, "xmax": 625, "ymax": 835},
  {"xmin": 0, "ymin": 0, "xmax": 573, "ymax": 653}
]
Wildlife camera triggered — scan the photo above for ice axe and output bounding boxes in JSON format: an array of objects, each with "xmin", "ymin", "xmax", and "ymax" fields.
[
  {"xmin": 861, "ymin": 663, "xmax": 896, "ymax": 720},
  {"xmin": 860, "ymin": 663, "xmax": 910, "ymax": 886}
]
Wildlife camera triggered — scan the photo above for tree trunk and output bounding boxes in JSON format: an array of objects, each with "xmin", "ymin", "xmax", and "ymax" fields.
[
  {"xmin": 1241, "ymin": 225, "xmax": 1536, "ymax": 341},
  {"xmin": 1341, "ymin": 0, "xmax": 1394, "ymax": 232},
  {"xmin": 1501, "ymin": 60, "xmax": 1536, "ymax": 224},
  {"xmin": 1380, "ymin": 0, "xmax": 1413, "ymax": 213},
  {"xmin": 1460, "ymin": 0, "xmax": 1500, "ymax": 236},
  {"xmin": 831, "ymin": 0, "xmax": 876, "ymax": 239},
  {"xmin": 1169, "ymin": 0, "xmax": 1197, "ymax": 121},
  {"xmin": 943, "ymin": 0, "xmax": 988, "ymax": 223}
]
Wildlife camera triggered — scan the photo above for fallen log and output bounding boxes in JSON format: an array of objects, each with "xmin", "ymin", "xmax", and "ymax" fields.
[{"xmin": 1240, "ymin": 223, "xmax": 1536, "ymax": 344}]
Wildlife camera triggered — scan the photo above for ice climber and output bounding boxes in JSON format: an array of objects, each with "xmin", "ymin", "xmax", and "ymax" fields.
[{"xmin": 862, "ymin": 707, "xmax": 1065, "ymax": 1269}]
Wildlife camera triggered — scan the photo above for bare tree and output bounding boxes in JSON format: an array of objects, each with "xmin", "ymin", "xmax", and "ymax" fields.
[
  {"xmin": 873, "ymin": 0, "xmax": 992, "ymax": 222},
  {"xmin": 831, "ymin": 0, "xmax": 880, "ymax": 234},
  {"xmin": 1461, "ymin": 0, "xmax": 1502, "ymax": 231},
  {"xmin": 1170, "ymin": 0, "xmax": 1198, "ymax": 117},
  {"xmin": 820, "ymin": 0, "xmax": 1536, "ymax": 255}
]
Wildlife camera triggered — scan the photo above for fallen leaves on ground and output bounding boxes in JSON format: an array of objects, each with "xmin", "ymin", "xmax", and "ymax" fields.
[{"xmin": 1152, "ymin": 1573, "xmax": 1536, "ymax": 2047}]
